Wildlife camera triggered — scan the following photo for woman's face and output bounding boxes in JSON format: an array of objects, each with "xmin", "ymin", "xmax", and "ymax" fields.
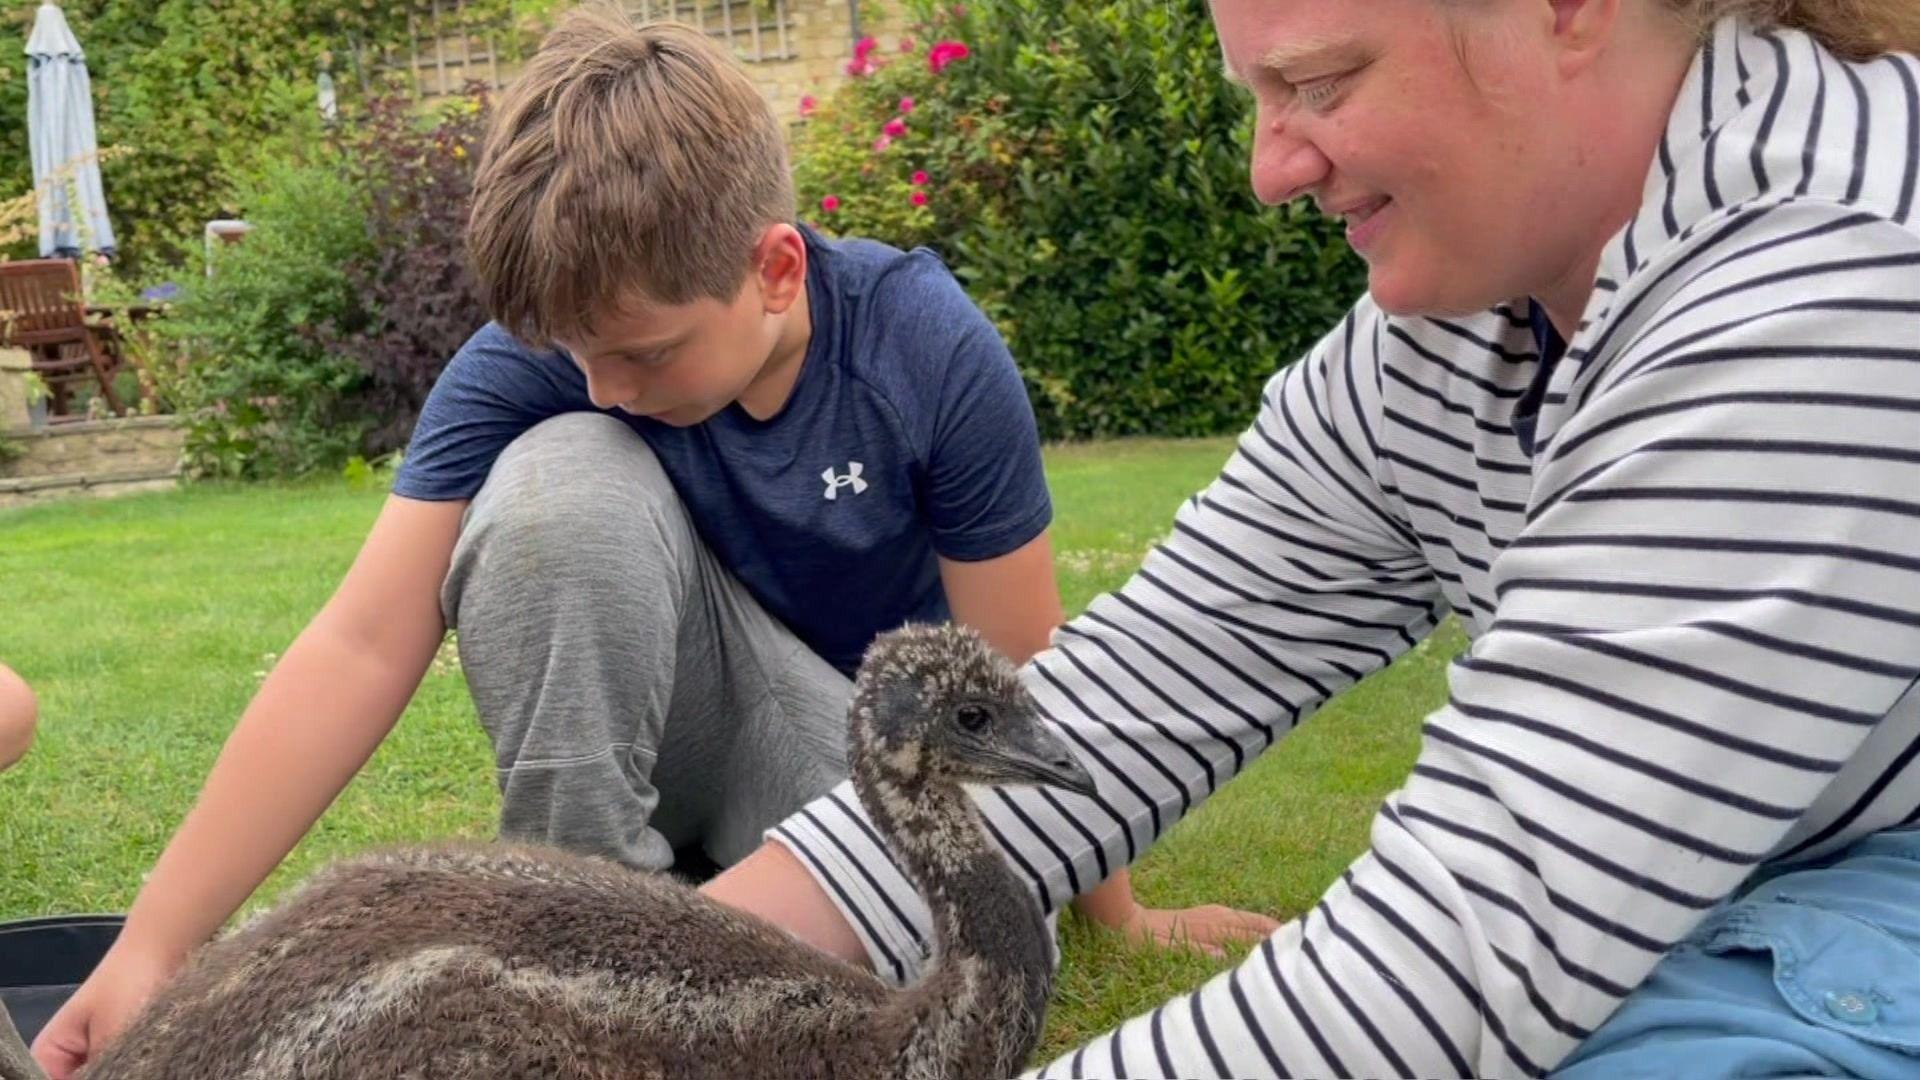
[{"xmin": 1212, "ymin": 0, "xmax": 1633, "ymax": 319}]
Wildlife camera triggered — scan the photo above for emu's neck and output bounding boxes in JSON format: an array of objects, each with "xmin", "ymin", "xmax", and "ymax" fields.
[{"xmin": 852, "ymin": 755, "xmax": 1051, "ymax": 1078}]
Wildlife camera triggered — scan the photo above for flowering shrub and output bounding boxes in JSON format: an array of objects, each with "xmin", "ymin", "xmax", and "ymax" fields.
[
  {"xmin": 791, "ymin": 0, "xmax": 1366, "ymax": 439},
  {"xmin": 926, "ymin": 41, "xmax": 972, "ymax": 75},
  {"xmin": 844, "ymin": 34, "xmax": 883, "ymax": 78}
]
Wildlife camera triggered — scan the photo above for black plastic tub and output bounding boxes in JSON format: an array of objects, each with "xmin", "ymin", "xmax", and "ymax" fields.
[{"xmin": 0, "ymin": 915, "xmax": 124, "ymax": 1048}]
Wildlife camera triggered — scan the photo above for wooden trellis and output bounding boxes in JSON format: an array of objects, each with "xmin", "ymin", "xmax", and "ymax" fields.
[
  {"xmin": 349, "ymin": 0, "xmax": 516, "ymax": 99},
  {"xmin": 356, "ymin": 0, "xmax": 799, "ymax": 102},
  {"xmin": 623, "ymin": 0, "xmax": 797, "ymax": 63}
]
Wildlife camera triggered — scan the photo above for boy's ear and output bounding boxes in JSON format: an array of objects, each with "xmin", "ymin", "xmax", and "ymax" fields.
[{"xmin": 753, "ymin": 224, "xmax": 808, "ymax": 315}]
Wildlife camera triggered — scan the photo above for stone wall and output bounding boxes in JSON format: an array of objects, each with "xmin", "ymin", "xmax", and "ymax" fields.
[
  {"xmin": 0, "ymin": 349, "xmax": 37, "ymax": 431},
  {"xmin": 406, "ymin": 0, "xmax": 905, "ymax": 128},
  {"xmin": 0, "ymin": 417, "xmax": 185, "ymax": 509},
  {"xmin": 750, "ymin": 0, "xmax": 910, "ymax": 121}
]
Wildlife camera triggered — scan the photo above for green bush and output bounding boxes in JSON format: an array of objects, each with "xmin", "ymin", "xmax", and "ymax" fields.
[
  {"xmin": 792, "ymin": 0, "xmax": 1367, "ymax": 439},
  {"xmin": 0, "ymin": 0, "xmax": 556, "ymax": 270},
  {"xmin": 116, "ymin": 90, "xmax": 493, "ymax": 480},
  {"xmin": 140, "ymin": 154, "xmax": 374, "ymax": 479},
  {"xmin": 4, "ymin": 2, "xmax": 375, "ymax": 267}
]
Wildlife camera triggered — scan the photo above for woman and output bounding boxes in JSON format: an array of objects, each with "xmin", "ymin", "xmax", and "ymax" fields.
[{"xmin": 700, "ymin": 0, "xmax": 1920, "ymax": 1076}]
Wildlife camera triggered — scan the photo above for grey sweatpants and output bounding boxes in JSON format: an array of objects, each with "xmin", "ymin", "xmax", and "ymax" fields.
[{"xmin": 440, "ymin": 413, "xmax": 853, "ymax": 873}]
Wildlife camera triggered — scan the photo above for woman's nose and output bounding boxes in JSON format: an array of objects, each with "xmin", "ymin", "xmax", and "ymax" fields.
[{"xmin": 1250, "ymin": 119, "xmax": 1331, "ymax": 206}]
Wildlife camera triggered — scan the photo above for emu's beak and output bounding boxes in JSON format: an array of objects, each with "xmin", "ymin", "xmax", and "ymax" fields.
[
  {"xmin": 976, "ymin": 718, "xmax": 1100, "ymax": 800},
  {"xmin": 1030, "ymin": 750, "xmax": 1099, "ymax": 800}
]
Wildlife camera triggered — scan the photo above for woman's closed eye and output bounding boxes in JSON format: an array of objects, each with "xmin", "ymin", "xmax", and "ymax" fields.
[{"xmin": 1294, "ymin": 75, "xmax": 1346, "ymax": 111}]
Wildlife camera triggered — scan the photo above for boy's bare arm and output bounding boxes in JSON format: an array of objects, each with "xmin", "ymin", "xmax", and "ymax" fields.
[
  {"xmin": 116, "ymin": 494, "xmax": 465, "ymax": 961},
  {"xmin": 37, "ymin": 495, "xmax": 465, "ymax": 1071},
  {"xmin": 0, "ymin": 662, "xmax": 36, "ymax": 770},
  {"xmin": 700, "ymin": 842, "xmax": 871, "ymax": 965},
  {"xmin": 936, "ymin": 532, "xmax": 1064, "ymax": 665}
]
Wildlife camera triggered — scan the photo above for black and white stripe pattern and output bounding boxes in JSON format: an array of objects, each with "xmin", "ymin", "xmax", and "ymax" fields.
[{"xmin": 773, "ymin": 19, "xmax": 1920, "ymax": 1077}]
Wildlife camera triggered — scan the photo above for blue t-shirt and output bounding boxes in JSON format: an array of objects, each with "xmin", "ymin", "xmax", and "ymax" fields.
[{"xmin": 394, "ymin": 227, "xmax": 1053, "ymax": 676}]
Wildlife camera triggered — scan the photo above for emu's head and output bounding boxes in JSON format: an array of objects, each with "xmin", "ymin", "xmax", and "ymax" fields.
[{"xmin": 850, "ymin": 624, "xmax": 1097, "ymax": 799}]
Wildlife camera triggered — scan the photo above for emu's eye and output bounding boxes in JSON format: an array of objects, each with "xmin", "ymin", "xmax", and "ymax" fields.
[{"xmin": 955, "ymin": 704, "xmax": 993, "ymax": 733}]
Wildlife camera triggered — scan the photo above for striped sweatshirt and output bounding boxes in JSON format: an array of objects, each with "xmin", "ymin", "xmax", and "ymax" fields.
[{"xmin": 771, "ymin": 18, "xmax": 1920, "ymax": 1077}]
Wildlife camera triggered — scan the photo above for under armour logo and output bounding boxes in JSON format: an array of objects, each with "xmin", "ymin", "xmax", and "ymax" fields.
[{"xmin": 821, "ymin": 462, "xmax": 868, "ymax": 500}]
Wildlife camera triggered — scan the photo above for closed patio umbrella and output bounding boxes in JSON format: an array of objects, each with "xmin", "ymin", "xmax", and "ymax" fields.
[{"xmin": 26, "ymin": 1, "xmax": 115, "ymax": 258}]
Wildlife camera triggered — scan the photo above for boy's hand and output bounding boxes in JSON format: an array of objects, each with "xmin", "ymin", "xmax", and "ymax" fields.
[
  {"xmin": 1073, "ymin": 868, "xmax": 1282, "ymax": 957},
  {"xmin": 31, "ymin": 946, "xmax": 176, "ymax": 1078}
]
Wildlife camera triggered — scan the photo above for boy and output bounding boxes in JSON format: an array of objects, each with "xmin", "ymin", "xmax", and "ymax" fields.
[
  {"xmin": 35, "ymin": 10, "xmax": 1271, "ymax": 1075},
  {"xmin": 0, "ymin": 662, "xmax": 34, "ymax": 772}
]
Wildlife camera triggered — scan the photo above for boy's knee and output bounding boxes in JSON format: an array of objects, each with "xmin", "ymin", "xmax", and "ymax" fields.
[
  {"xmin": 496, "ymin": 412, "xmax": 660, "ymax": 475},
  {"xmin": 0, "ymin": 665, "xmax": 37, "ymax": 770},
  {"xmin": 445, "ymin": 413, "xmax": 692, "ymax": 621},
  {"xmin": 480, "ymin": 413, "xmax": 678, "ymax": 524}
]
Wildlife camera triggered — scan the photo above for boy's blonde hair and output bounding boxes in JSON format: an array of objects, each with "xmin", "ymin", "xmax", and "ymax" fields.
[{"xmin": 468, "ymin": 6, "xmax": 795, "ymax": 346}]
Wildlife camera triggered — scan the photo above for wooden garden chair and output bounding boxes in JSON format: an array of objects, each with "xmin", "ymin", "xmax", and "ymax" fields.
[{"xmin": 0, "ymin": 258, "xmax": 126, "ymax": 420}]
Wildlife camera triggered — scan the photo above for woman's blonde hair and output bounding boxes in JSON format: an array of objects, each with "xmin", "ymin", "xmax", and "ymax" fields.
[{"xmin": 1666, "ymin": 0, "xmax": 1920, "ymax": 59}]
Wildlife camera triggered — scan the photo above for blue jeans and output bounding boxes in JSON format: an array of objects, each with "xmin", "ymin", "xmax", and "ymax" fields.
[{"xmin": 1555, "ymin": 827, "xmax": 1920, "ymax": 1079}]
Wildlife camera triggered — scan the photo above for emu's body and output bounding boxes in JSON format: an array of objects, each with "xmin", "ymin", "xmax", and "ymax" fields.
[{"xmin": 76, "ymin": 625, "xmax": 1092, "ymax": 1080}]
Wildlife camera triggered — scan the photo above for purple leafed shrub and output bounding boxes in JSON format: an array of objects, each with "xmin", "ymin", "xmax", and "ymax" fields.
[{"xmin": 320, "ymin": 87, "xmax": 492, "ymax": 457}]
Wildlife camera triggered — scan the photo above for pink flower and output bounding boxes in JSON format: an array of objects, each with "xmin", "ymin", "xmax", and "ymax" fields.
[
  {"xmin": 872, "ymin": 134, "xmax": 893, "ymax": 152},
  {"xmin": 928, "ymin": 41, "xmax": 971, "ymax": 75},
  {"xmin": 821, "ymin": 194, "xmax": 841, "ymax": 213},
  {"xmin": 899, "ymin": 96, "xmax": 916, "ymax": 114},
  {"xmin": 844, "ymin": 36, "xmax": 881, "ymax": 76},
  {"xmin": 883, "ymin": 117, "xmax": 908, "ymax": 138},
  {"xmin": 798, "ymin": 95, "xmax": 817, "ymax": 117},
  {"xmin": 899, "ymin": 37, "xmax": 916, "ymax": 53},
  {"xmin": 911, "ymin": 170, "xmax": 930, "ymax": 185},
  {"xmin": 910, "ymin": 191, "xmax": 929, "ymax": 207}
]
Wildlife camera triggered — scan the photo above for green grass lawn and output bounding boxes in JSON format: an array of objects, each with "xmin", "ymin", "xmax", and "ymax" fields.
[{"xmin": 0, "ymin": 437, "xmax": 1464, "ymax": 1059}]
